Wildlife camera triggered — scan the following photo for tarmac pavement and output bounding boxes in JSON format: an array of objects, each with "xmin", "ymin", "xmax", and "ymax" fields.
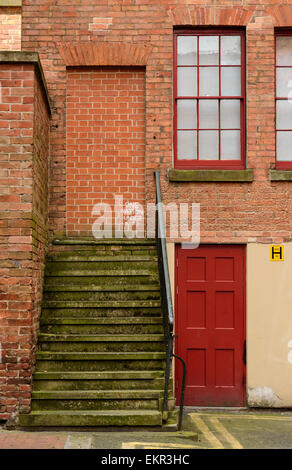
[{"xmin": 1, "ymin": 408, "xmax": 292, "ymax": 449}]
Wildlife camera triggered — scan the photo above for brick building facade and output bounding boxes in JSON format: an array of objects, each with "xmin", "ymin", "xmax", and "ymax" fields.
[{"xmin": 1, "ymin": 0, "xmax": 292, "ymax": 425}]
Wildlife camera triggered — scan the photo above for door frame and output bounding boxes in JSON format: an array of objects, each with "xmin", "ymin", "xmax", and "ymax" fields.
[{"xmin": 174, "ymin": 243, "xmax": 247, "ymax": 407}]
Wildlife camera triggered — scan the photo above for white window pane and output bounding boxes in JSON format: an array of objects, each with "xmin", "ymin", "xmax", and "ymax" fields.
[
  {"xmin": 177, "ymin": 131, "xmax": 197, "ymax": 159},
  {"xmin": 276, "ymin": 37, "xmax": 292, "ymax": 66},
  {"xmin": 177, "ymin": 100, "xmax": 197, "ymax": 129},
  {"xmin": 199, "ymin": 100, "xmax": 218, "ymax": 129},
  {"xmin": 221, "ymin": 67, "xmax": 241, "ymax": 96},
  {"xmin": 199, "ymin": 67, "xmax": 219, "ymax": 96},
  {"xmin": 221, "ymin": 100, "xmax": 241, "ymax": 129},
  {"xmin": 199, "ymin": 131, "xmax": 219, "ymax": 160},
  {"xmin": 277, "ymin": 131, "xmax": 292, "ymax": 161},
  {"xmin": 276, "ymin": 68, "xmax": 292, "ymax": 97},
  {"xmin": 177, "ymin": 36, "xmax": 197, "ymax": 65},
  {"xmin": 177, "ymin": 67, "xmax": 197, "ymax": 96},
  {"xmin": 221, "ymin": 36, "xmax": 241, "ymax": 65},
  {"xmin": 221, "ymin": 130, "xmax": 241, "ymax": 160},
  {"xmin": 199, "ymin": 36, "xmax": 219, "ymax": 65},
  {"xmin": 276, "ymin": 100, "xmax": 292, "ymax": 129}
]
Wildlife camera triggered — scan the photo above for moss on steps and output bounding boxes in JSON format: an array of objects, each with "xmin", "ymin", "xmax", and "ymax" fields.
[
  {"xmin": 20, "ymin": 239, "xmax": 175, "ymax": 429},
  {"xmin": 19, "ymin": 410, "xmax": 163, "ymax": 427}
]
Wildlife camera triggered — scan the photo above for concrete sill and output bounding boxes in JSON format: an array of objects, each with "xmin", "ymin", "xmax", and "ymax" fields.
[
  {"xmin": 169, "ymin": 169, "xmax": 254, "ymax": 183},
  {"xmin": 270, "ymin": 170, "xmax": 292, "ymax": 181}
]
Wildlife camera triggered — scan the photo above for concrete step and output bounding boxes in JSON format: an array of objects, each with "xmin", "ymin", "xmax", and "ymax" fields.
[
  {"xmin": 40, "ymin": 323, "xmax": 163, "ymax": 335},
  {"xmin": 19, "ymin": 409, "xmax": 163, "ymax": 427},
  {"xmin": 47, "ymin": 254, "xmax": 157, "ymax": 262},
  {"xmin": 42, "ymin": 300, "xmax": 161, "ymax": 309},
  {"xmin": 31, "ymin": 389, "xmax": 162, "ymax": 411},
  {"xmin": 44, "ymin": 276, "xmax": 159, "ymax": 287},
  {"xmin": 43, "ymin": 284, "xmax": 160, "ymax": 292},
  {"xmin": 38, "ymin": 334, "xmax": 165, "ymax": 352},
  {"xmin": 45, "ymin": 261, "xmax": 157, "ymax": 275},
  {"xmin": 42, "ymin": 291, "xmax": 160, "ymax": 302},
  {"xmin": 33, "ymin": 371, "xmax": 165, "ymax": 380},
  {"xmin": 32, "ymin": 370, "xmax": 170, "ymax": 392},
  {"xmin": 40, "ymin": 317, "xmax": 163, "ymax": 325},
  {"xmin": 33, "ymin": 378, "xmax": 168, "ymax": 391},
  {"xmin": 32, "ymin": 390, "xmax": 164, "ymax": 400},
  {"xmin": 52, "ymin": 238, "xmax": 156, "ymax": 246},
  {"xmin": 35, "ymin": 354, "xmax": 165, "ymax": 372},
  {"xmin": 44, "ymin": 270, "xmax": 158, "ymax": 278},
  {"xmin": 36, "ymin": 351, "xmax": 165, "ymax": 361},
  {"xmin": 41, "ymin": 307, "xmax": 162, "ymax": 318}
]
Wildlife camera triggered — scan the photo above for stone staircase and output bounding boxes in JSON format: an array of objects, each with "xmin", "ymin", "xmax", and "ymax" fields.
[{"xmin": 19, "ymin": 239, "xmax": 176, "ymax": 428}]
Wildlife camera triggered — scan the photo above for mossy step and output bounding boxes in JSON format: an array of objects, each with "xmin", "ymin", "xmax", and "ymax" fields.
[
  {"xmin": 40, "ymin": 318, "xmax": 162, "ymax": 325},
  {"xmin": 36, "ymin": 351, "xmax": 165, "ymax": 361},
  {"xmin": 41, "ymin": 308, "xmax": 162, "ymax": 318},
  {"xmin": 32, "ymin": 390, "xmax": 162, "ymax": 400},
  {"xmin": 42, "ymin": 291, "xmax": 160, "ymax": 302},
  {"xmin": 38, "ymin": 334, "xmax": 164, "ymax": 342},
  {"xmin": 33, "ymin": 377, "xmax": 170, "ymax": 392},
  {"xmin": 39, "ymin": 343, "xmax": 164, "ymax": 353},
  {"xmin": 19, "ymin": 410, "xmax": 162, "ymax": 427},
  {"xmin": 42, "ymin": 300, "xmax": 161, "ymax": 308},
  {"xmin": 46, "ymin": 260, "xmax": 157, "ymax": 268},
  {"xmin": 44, "ymin": 276, "xmax": 158, "ymax": 287},
  {"xmin": 40, "ymin": 324, "xmax": 163, "ymax": 335},
  {"xmin": 53, "ymin": 238, "xmax": 156, "ymax": 246},
  {"xmin": 45, "ymin": 270, "xmax": 157, "ymax": 277},
  {"xmin": 33, "ymin": 371, "xmax": 165, "ymax": 380},
  {"xmin": 43, "ymin": 284, "xmax": 160, "ymax": 292},
  {"xmin": 31, "ymin": 398, "xmax": 161, "ymax": 411},
  {"xmin": 35, "ymin": 359, "xmax": 165, "ymax": 372},
  {"xmin": 47, "ymin": 255, "xmax": 157, "ymax": 262}
]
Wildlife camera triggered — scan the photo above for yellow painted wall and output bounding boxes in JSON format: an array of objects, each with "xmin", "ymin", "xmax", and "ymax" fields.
[{"xmin": 247, "ymin": 243, "xmax": 292, "ymax": 407}]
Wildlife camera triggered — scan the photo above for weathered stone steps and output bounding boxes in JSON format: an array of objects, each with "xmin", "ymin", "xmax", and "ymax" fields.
[
  {"xmin": 19, "ymin": 239, "xmax": 175, "ymax": 429},
  {"xmin": 40, "ymin": 324, "xmax": 163, "ymax": 335},
  {"xmin": 19, "ymin": 410, "xmax": 163, "ymax": 427},
  {"xmin": 43, "ymin": 284, "xmax": 160, "ymax": 292},
  {"xmin": 42, "ymin": 291, "xmax": 160, "ymax": 301},
  {"xmin": 42, "ymin": 300, "xmax": 161, "ymax": 308},
  {"xmin": 38, "ymin": 333, "xmax": 165, "ymax": 352},
  {"xmin": 41, "ymin": 308, "xmax": 163, "ymax": 318},
  {"xmin": 30, "ymin": 390, "xmax": 163, "ymax": 411},
  {"xmin": 40, "ymin": 317, "xmax": 163, "ymax": 325}
]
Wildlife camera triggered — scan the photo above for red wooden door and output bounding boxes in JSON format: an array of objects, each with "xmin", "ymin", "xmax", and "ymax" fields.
[{"xmin": 175, "ymin": 245, "xmax": 246, "ymax": 407}]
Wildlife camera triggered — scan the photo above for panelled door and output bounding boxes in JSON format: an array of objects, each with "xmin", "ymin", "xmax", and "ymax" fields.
[{"xmin": 175, "ymin": 245, "xmax": 246, "ymax": 407}]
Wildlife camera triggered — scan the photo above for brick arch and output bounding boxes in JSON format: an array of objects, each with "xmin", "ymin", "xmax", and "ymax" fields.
[
  {"xmin": 266, "ymin": 5, "xmax": 292, "ymax": 26},
  {"xmin": 167, "ymin": 6, "xmax": 255, "ymax": 26},
  {"xmin": 57, "ymin": 42, "xmax": 153, "ymax": 67}
]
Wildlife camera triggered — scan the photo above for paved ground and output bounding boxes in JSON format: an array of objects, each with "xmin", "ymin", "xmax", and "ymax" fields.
[{"xmin": 1, "ymin": 409, "xmax": 292, "ymax": 449}]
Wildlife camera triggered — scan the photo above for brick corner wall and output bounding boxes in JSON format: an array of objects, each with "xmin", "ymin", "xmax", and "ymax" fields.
[{"xmin": 0, "ymin": 53, "xmax": 50, "ymax": 423}]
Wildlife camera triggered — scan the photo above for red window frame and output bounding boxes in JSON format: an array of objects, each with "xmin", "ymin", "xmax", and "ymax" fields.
[
  {"xmin": 275, "ymin": 29, "xmax": 292, "ymax": 170},
  {"xmin": 174, "ymin": 28, "xmax": 246, "ymax": 170}
]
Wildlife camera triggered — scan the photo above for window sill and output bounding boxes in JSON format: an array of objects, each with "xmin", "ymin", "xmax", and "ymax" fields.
[
  {"xmin": 270, "ymin": 170, "xmax": 292, "ymax": 181},
  {"xmin": 169, "ymin": 169, "xmax": 254, "ymax": 183}
]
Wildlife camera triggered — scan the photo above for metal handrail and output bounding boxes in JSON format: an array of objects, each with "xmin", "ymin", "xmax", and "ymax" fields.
[{"xmin": 154, "ymin": 170, "xmax": 186, "ymax": 431}]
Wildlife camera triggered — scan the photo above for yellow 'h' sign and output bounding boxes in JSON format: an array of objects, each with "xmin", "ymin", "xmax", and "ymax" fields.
[{"xmin": 270, "ymin": 245, "xmax": 284, "ymax": 261}]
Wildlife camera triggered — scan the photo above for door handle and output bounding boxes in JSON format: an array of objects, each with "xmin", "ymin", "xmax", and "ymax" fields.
[{"xmin": 243, "ymin": 340, "xmax": 246, "ymax": 366}]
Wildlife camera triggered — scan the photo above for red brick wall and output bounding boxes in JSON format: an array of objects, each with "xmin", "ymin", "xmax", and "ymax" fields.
[
  {"xmin": 0, "ymin": 61, "xmax": 50, "ymax": 422},
  {"xmin": 0, "ymin": 7, "xmax": 21, "ymax": 51},
  {"xmin": 19, "ymin": 1, "xmax": 292, "ymax": 243},
  {"xmin": 67, "ymin": 67, "xmax": 145, "ymax": 235},
  {"xmin": 31, "ymin": 71, "xmax": 50, "ymax": 391}
]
